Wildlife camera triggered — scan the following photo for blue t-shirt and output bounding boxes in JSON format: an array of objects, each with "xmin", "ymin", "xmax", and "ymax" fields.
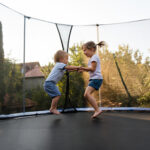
[{"xmin": 46, "ymin": 62, "xmax": 66, "ymax": 84}]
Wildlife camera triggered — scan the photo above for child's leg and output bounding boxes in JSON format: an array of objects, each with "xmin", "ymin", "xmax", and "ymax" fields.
[
  {"xmin": 50, "ymin": 96, "xmax": 61, "ymax": 115},
  {"xmin": 84, "ymin": 86, "xmax": 102, "ymax": 118}
]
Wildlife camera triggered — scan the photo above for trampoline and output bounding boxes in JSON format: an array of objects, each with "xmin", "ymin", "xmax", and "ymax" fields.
[
  {"xmin": 0, "ymin": 3, "xmax": 150, "ymax": 150},
  {"xmin": 0, "ymin": 111, "xmax": 150, "ymax": 150}
]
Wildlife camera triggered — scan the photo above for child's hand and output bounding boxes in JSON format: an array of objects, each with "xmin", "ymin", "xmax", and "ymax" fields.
[
  {"xmin": 77, "ymin": 67, "xmax": 84, "ymax": 72},
  {"xmin": 80, "ymin": 67, "xmax": 85, "ymax": 70},
  {"xmin": 78, "ymin": 70, "xmax": 83, "ymax": 73}
]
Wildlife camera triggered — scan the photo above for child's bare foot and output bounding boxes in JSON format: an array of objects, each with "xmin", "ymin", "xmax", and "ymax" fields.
[
  {"xmin": 50, "ymin": 109, "xmax": 60, "ymax": 115},
  {"xmin": 91, "ymin": 110, "xmax": 102, "ymax": 118}
]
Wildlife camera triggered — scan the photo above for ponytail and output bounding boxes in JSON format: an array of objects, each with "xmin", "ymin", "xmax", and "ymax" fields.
[
  {"xmin": 97, "ymin": 41, "xmax": 106, "ymax": 48},
  {"xmin": 83, "ymin": 41, "xmax": 107, "ymax": 51}
]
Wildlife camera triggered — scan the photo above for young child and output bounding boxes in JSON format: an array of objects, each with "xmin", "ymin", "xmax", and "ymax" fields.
[
  {"xmin": 80, "ymin": 41, "xmax": 106, "ymax": 118},
  {"xmin": 44, "ymin": 50, "xmax": 80, "ymax": 115}
]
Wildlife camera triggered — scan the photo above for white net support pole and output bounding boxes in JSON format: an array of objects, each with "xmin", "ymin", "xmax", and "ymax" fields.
[{"xmin": 96, "ymin": 24, "xmax": 102, "ymax": 108}]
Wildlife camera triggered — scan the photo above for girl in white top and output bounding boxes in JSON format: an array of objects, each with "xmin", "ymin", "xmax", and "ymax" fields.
[{"xmin": 81, "ymin": 41, "xmax": 106, "ymax": 118}]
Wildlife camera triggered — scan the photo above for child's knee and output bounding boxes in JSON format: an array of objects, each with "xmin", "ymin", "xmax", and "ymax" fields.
[{"xmin": 84, "ymin": 92, "xmax": 89, "ymax": 98}]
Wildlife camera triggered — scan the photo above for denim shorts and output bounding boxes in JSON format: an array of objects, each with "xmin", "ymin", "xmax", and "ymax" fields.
[
  {"xmin": 88, "ymin": 79, "xmax": 103, "ymax": 90},
  {"xmin": 44, "ymin": 81, "xmax": 61, "ymax": 98}
]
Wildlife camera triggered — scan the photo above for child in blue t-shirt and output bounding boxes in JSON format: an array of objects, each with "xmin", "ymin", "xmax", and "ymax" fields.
[
  {"xmin": 44, "ymin": 50, "xmax": 80, "ymax": 115},
  {"xmin": 80, "ymin": 41, "xmax": 106, "ymax": 118}
]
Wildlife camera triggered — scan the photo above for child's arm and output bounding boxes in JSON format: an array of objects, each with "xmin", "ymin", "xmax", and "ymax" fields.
[
  {"xmin": 64, "ymin": 65, "xmax": 80, "ymax": 71},
  {"xmin": 80, "ymin": 61, "xmax": 97, "ymax": 72}
]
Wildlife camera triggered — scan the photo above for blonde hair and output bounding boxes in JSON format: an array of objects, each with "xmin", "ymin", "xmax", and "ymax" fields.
[
  {"xmin": 82, "ymin": 41, "xmax": 106, "ymax": 51},
  {"xmin": 54, "ymin": 50, "xmax": 68, "ymax": 63}
]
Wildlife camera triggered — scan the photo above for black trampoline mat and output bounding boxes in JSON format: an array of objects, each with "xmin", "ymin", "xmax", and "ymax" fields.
[{"xmin": 0, "ymin": 111, "xmax": 150, "ymax": 150}]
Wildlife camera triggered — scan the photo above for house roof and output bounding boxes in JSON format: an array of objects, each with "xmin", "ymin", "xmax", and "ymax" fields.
[
  {"xmin": 25, "ymin": 65, "xmax": 44, "ymax": 78},
  {"xmin": 19, "ymin": 62, "xmax": 40, "ymax": 73}
]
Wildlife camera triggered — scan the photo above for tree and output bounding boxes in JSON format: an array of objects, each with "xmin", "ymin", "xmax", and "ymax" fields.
[
  {"xmin": 2, "ymin": 60, "xmax": 23, "ymax": 113},
  {"xmin": 134, "ymin": 50, "xmax": 142, "ymax": 64},
  {"xmin": 0, "ymin": 22, "xmax": 5, "ymax": 110},
  {"xmin": 98, "ymin": 44, "xmax": 150, "ymax": 107}
]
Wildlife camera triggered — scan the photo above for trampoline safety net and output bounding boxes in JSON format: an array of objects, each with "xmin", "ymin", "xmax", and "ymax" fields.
[{"xmin": 0, "ymin": 3, "xmax": 150, "ymax": 117}]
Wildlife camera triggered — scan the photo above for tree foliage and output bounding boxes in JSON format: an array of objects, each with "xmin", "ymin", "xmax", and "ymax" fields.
[
  {"xmin": 99, "ymin": 44, "xmax": 150, "ymax": 107},
  {"xmin": 0, "ymin": 22, "xmax": 5, "ymax": 107},
  {"xmin": 2, "ymin": 59, "xmax": 23, "ymax": 113}
]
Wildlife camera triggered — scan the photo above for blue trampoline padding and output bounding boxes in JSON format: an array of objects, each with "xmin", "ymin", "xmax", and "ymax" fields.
[
  {"xmin": 0, "ymin": 110, "xmax": 50, "ymax": 119},
  {"xmin": 0, "ymin": 107, "xmax": 150, "ymax": 119}
]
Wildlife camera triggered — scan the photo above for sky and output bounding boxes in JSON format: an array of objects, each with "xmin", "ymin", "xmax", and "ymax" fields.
[
  {"xmin": 0, "ymin": 0, "xmax": 150, "ymax": 65},
  {"xmin": 1, "ymin": 0, "xmax": 150, "ymax": 24}
]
